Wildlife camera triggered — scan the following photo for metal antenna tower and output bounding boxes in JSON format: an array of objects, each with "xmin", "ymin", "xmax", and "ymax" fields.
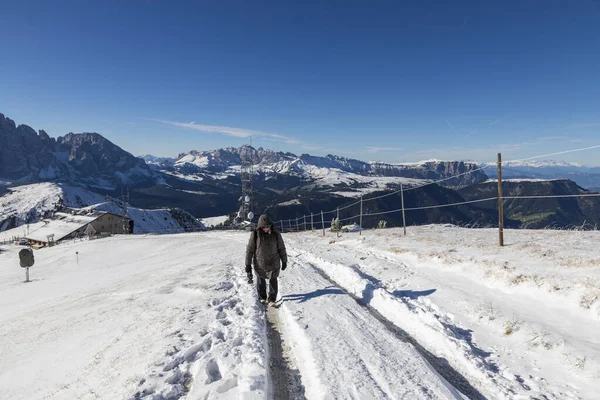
[
  {"xmin": 240, "ymin": 139, "xmax": 254, "ymax": 223},
  {"xmin": 120, "ymin": 187, "xmax": 129, "ymax": 234}
]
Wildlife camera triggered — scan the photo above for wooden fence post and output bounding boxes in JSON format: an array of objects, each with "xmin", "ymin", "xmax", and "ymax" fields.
[
  {"xmin": 359, "ymin": 196, "xmax": 363, "ymax": 235},
  {"xmin": 498, "ymin": 153, "xmax": 504, "ymax": 246},
  {"xmin": 321, "ymin": 211, "xmax": 325, "ymax": 236},
  {"xmin": 401, "ymin": 183, "xmax": 407, "ymax": 236}
]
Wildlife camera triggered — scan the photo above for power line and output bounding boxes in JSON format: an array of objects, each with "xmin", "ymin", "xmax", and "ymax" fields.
[
  {"xmin": 361, "ymin": 197, "xmax": 497, "ymax": 217},
  {"xmin": 272, "ymin": 164, "xmax": 494, "ymax": 225},
  {"xmin": 504, "ymin": 193, "xmax": 600, "ymax": 200},
  {"xmin": 268, "ymin": 142, "xmax": 600, "ymax": 227},
  {"xmin": 363, "ymin": 165, "xmax": 493, "ymax": 203},
  {"xmin": 504, "ymin": 144, "xmax": 600, "ymax": 164}
]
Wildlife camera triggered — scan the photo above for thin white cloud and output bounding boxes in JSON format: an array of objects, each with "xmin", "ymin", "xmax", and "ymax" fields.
[
  {"xmin": 445, "ymin": 120, "xmax": 456, "ymax": 133},
  {"xmin": 155, "ymin": 119, "xmax": 298, "ymax": 144},
  {"xmin": 489, "ymin": 116, "xmax": 509, "ymax": 125},
  {"xmin": 463, "ymin": 129, "xmax": 478, "ymax": 139},
  {"xmin": 564, "ymin": 122, "xmax": 600, "ymax": 129},
  {"xmin": 367, "ymin": 146, "xmax": 404, "ymax": 153},
  {"xmin": 539, "ymin": 136, "xmax": 568, "ymax": 141},
  {"xmin": 300, "ymin": 144, "xmax": 324, "ymax": 151}
]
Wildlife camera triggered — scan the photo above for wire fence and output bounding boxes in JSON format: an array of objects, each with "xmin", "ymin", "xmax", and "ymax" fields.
[
  {"xmin": 270, "ymin": 191, "xmax": 600, "ymax": 235},
  {"xmin": 267, "ymin": 144, "xmax": 600, "ymax": 237}
]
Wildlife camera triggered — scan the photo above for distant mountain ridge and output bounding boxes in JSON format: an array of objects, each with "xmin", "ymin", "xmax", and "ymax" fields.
[
  {"xmin": 484, "ymin": 159, "xmax": 600, "ymax": 189},
  {"xmin": 459, "ymin": 179, "xmax": 600, "ymax": 228},
  {"xmin": 0, "ymin": 113, "xmax": 153, "ymax": 188},
  {"xmin": 145, "ymin": 146, "xmax": 488, "ymax": 187},
  {"xmin": 4, "ymin": 111, "xmax": 600, "ymax": 230}
]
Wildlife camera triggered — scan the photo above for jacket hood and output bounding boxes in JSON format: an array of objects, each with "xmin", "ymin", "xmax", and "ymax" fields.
[{"xmin": 257, "ymin": 214, "xmax": 273, "ymax": 229}]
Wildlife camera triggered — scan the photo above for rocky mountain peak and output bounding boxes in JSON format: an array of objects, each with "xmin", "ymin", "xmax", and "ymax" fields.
[{"xmin": 0, "ymin": 112, "xmax": 153, "ymax": 186}]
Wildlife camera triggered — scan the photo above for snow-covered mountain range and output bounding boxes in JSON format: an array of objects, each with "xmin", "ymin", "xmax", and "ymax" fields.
[
  {"xmin": 0, "ymin": 113, "xmax": 153, "ymax": 188},
  {"xmin": 484, "ymin": 160, "xmax": 600, "ymax": 189},
  {"xmin": 143, "ymin": 145, "xmax": 487, "ymax": 188},
  {"xmin": 3, "ymin": 111, "xmax": 600, "ymax": 231}
]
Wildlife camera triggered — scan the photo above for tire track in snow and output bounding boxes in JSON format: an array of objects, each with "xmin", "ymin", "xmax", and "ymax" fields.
[
  {"xmin": 288, "ymin": 236, "xmax": 550, "ymax": 399},
  {"xmin": 277, "ymin": 257, "xmax": 468, "ymax": 399},
  {"xmin": 285, "ymin": 244, "xmax": 485, "ymax": 400}
]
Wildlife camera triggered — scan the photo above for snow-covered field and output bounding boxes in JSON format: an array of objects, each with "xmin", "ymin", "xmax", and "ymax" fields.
[
  {"xmin": 0, "ymin": 234, "xmax": 267, "ymax": 399},
  {"xmin": 200, "ymin": 215, "xmax": 230, "ymax": 228},
  {"xmin": 285, "ymin": 226, "xmax": 600, "ymax": 399},
  {"xmin": 1, "ymin": 225, "xmax": 599, "ymax": 399},
  {"xmin": 0, "ymin": 183, "xmax": 107, "ymax": 231}
]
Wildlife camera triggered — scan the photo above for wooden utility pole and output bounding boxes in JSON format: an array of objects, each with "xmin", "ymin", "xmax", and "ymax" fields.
[
  {"xmin": 359, "ymin": 196, "xmax": 363, "ymax": 235},
  {"xmin": 497, "ymin": 153, "xmax": 504, "ymax": 246},
  {"xmin": 321, "ymin": 211, "xmax": 325, "ymax": 236},
  {"xmin": 400, "ymin": 183, "xmax": 407, "ymax": 236}
]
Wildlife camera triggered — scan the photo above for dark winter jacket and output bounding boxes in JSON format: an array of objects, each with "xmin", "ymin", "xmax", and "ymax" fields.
[{"xmin": 245, "ymin": 215, "xmax": 288, "ymax": 278}]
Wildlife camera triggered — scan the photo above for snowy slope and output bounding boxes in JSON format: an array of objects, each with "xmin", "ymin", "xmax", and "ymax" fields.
[
  {"xmin": 0, "ymin": 182, "xmax": 205, "ymax": 235},
  {"xmin": 285, "ymin": 226, "xmax": 600, "ymax": 399},
  {"xmin": 2, "ymin": 226, "xmax": 598, "ymax": 399},
  {"xmin": 0, "ymin": 232, "xmax": 466, "ymax": 400},
  {"xmin": 0, "ymin": 183, "xmax": 107, "ymax": 231},
  {"xmin": 85, "ymin": 202, "xmax": 206, "ymax": 234},
  {"xmin": 200, "ymin": 215, "xmax": 230, "ymax": 228},
  {"xmin": 0, "ymin": 234, "xmax": 266, "ymax": 399}
]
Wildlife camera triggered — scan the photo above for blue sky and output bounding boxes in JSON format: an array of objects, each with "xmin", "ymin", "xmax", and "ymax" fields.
[{"xmin": 1, "ymin": 0, "xmax": 599, "ymax": 164}]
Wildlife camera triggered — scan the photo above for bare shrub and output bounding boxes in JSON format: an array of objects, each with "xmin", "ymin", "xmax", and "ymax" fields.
[
  {"xmin": 477, "ymin": 302, "xmax": 500, "ymax": 321},
  {"xmin": 504, "ymin": 315, "xmax": 521, "ymax": 336},
  {"xmin": 388, "ymin": 248, "xmax": 409, "ymax": 254},
  {"xmin": 528, "ymin": 331, "xmax": 558, "ymax": 350}
]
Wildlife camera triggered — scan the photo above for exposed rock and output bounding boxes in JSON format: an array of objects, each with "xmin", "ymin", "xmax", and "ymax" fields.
[{"xmin": 0, "ymin": 113, "xmax": 153, "ymax": 186}]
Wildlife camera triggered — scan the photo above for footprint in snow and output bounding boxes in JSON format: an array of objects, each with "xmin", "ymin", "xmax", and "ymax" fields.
[
  {"xmin": 205, "ymin": 359, "xmax": 222, "ymax": 384},
  {"xmin": 213, "ymin": 330, "xmax": 226, "ymax": 342},
  {"xmin": 216, "ymin": 281, "xmax": 234, "ymax": 291}
]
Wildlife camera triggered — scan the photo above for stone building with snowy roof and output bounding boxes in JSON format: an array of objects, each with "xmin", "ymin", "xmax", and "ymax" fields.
[{"xmin": 25, "ymin": 211, "xmax": 132, "ymax": 247}]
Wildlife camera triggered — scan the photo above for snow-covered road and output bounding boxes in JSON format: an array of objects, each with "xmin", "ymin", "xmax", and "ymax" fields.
[
  {"xmin": 1, "ymin": 231, "xmax": 471, "ymax": 400},
  {"xmin": 2, "ymin": 226, "xmax": 598, "ymax": 399},
  {"xmin": 271, "ymin": 255, "xmax": 467, "ymax": 399},
  {"xmin": 1, "ymin": 234, "xmax": 280, "ymax": 399},
  {"xmin": 283, "ymin": 227, "xmax": 600, "ymax": 400}
]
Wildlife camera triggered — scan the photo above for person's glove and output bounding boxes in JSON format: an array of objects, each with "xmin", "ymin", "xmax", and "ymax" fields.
[
  {"xmin": 245, "ymin": 265, "xmax": 253, "ymax": 284},
  {"xmin": 281, "ymin": 262, "xmax": 287, "ymax": 271}
]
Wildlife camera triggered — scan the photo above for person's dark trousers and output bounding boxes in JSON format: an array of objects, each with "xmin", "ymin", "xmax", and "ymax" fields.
[{"xmin": 256, "ymin": 270, "xmax": 279, "ymax": 301}]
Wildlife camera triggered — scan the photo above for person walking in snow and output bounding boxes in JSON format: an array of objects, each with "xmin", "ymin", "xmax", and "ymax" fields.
[{"xmin": 245, "ymin": 214, "xmax": 288, "ymax": 304}]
